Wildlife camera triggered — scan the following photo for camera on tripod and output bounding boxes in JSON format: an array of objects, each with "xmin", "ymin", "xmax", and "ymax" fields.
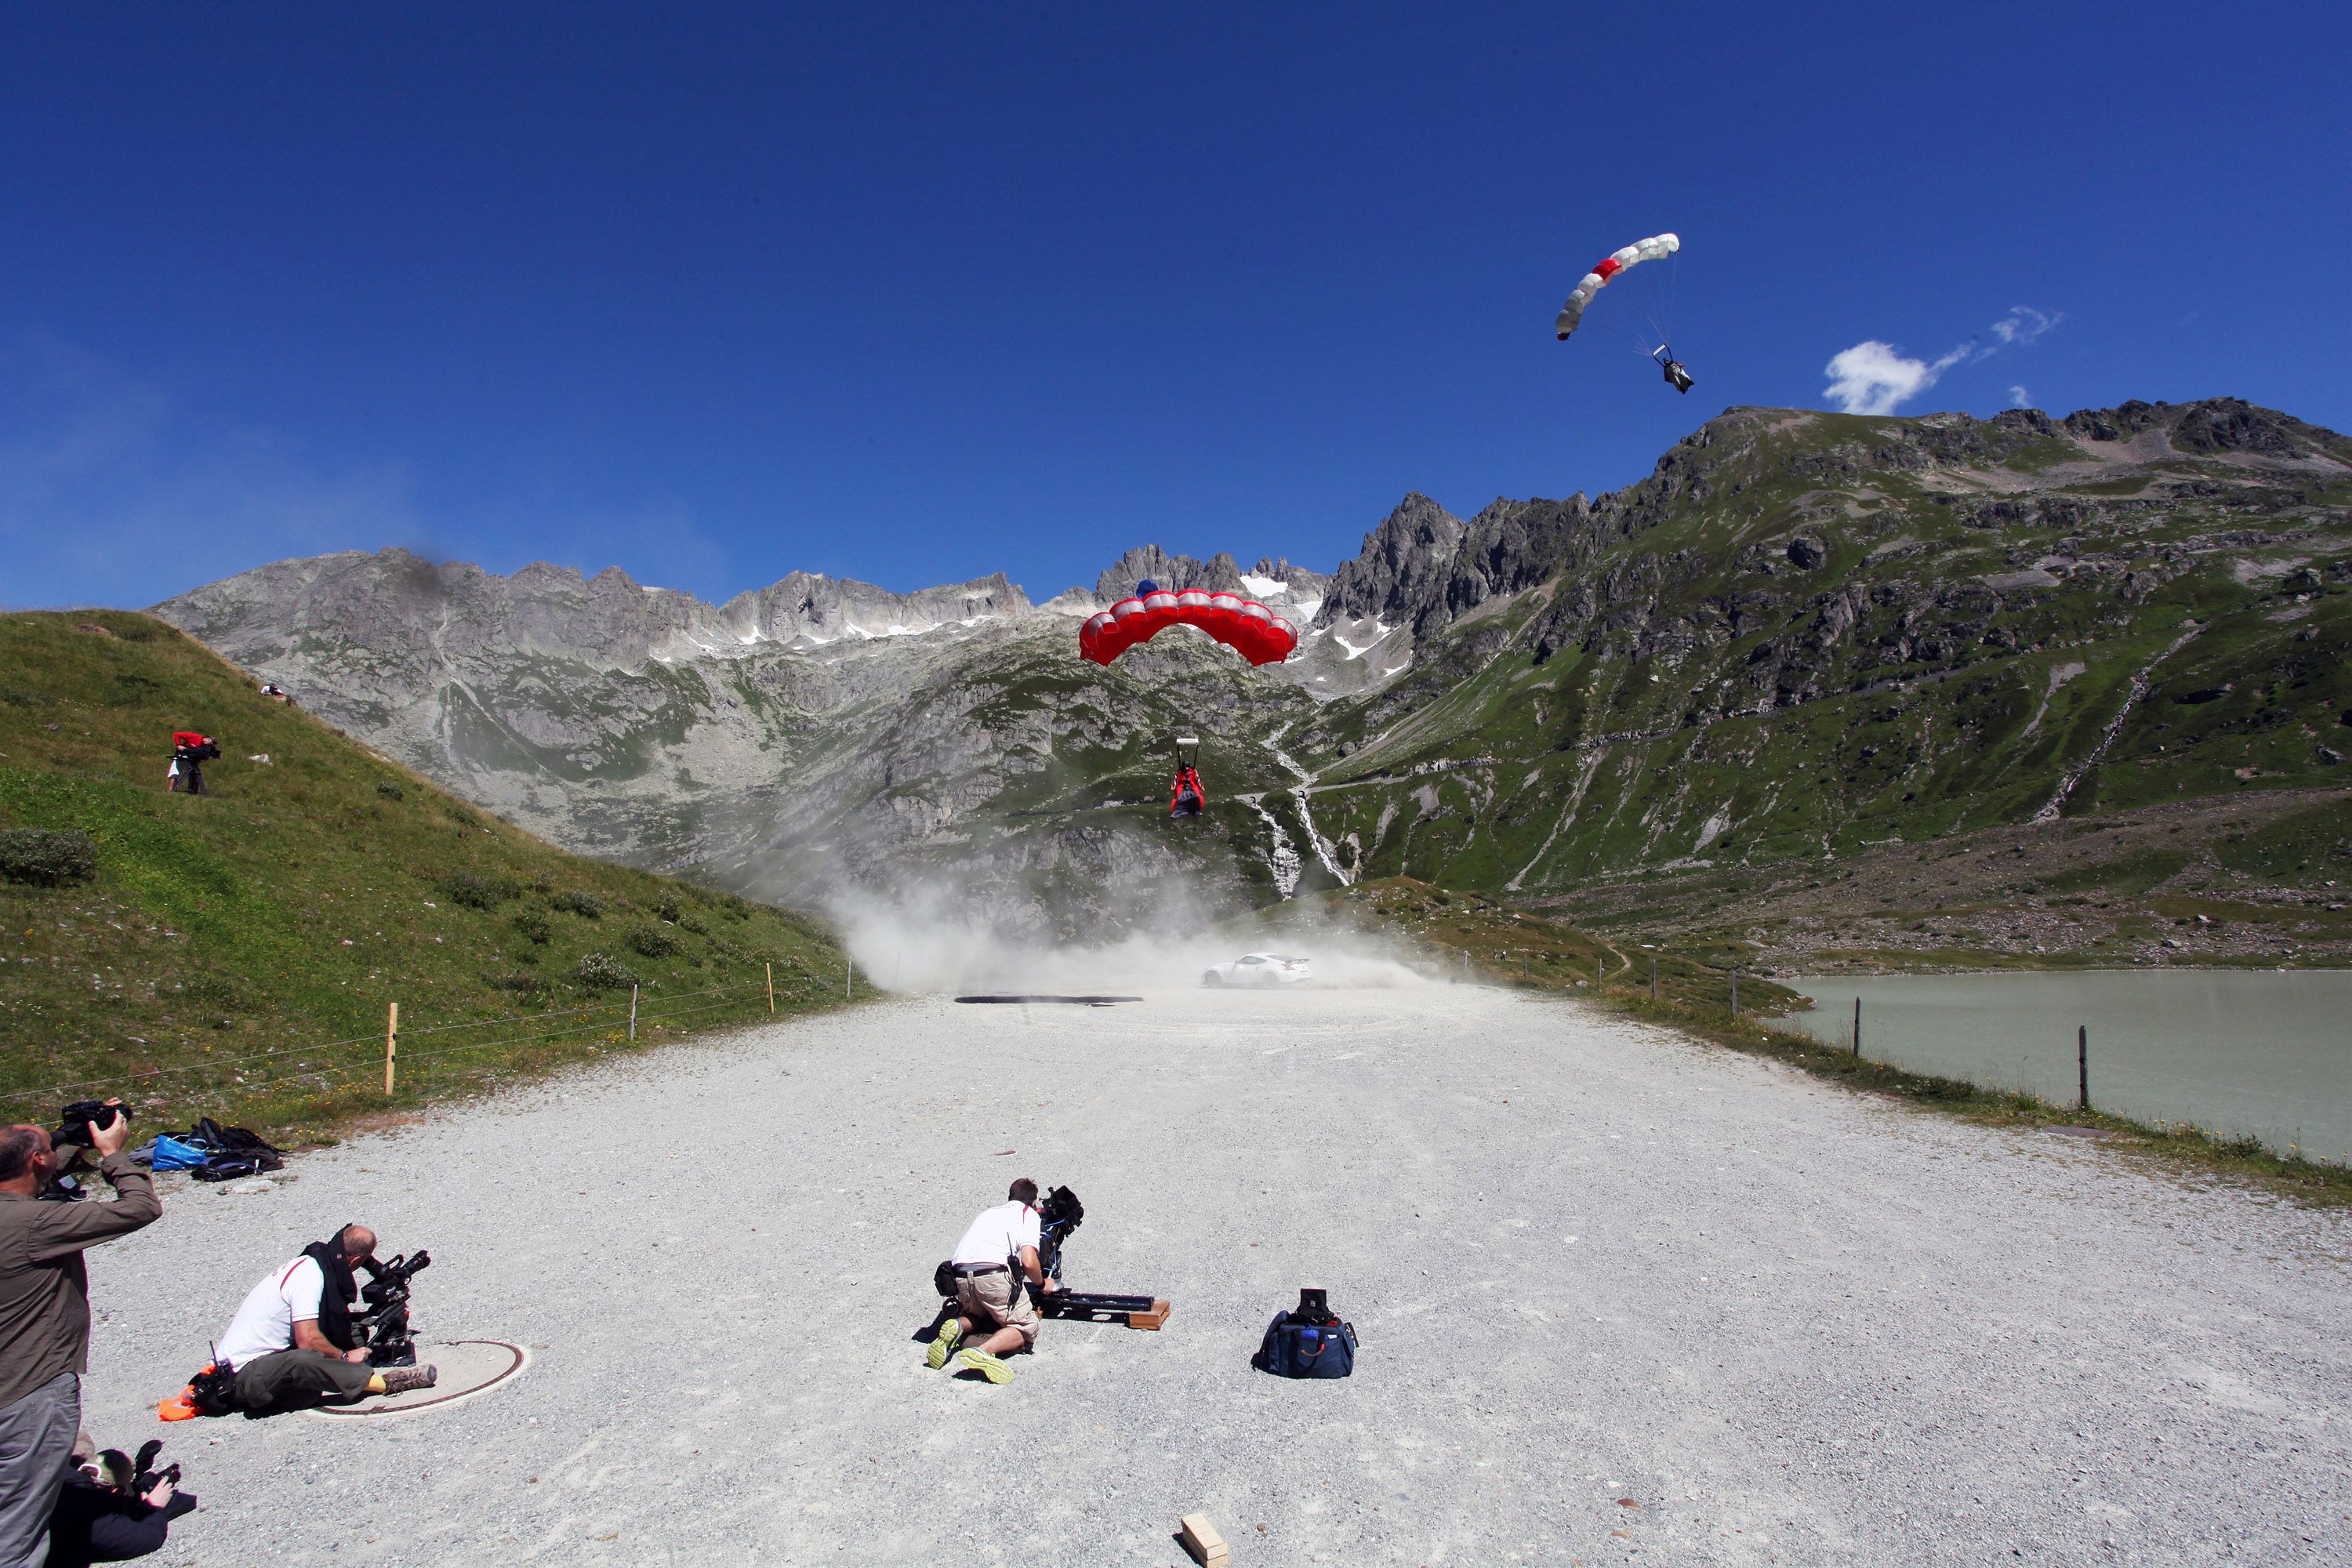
[
  {"xmin": 1026, "ymin": 1185, "xmax": 1170, "ymax": 1330},
  {"xmin": 354, "ymin": 1250, "xmax": 431, "ymax": 1367}
]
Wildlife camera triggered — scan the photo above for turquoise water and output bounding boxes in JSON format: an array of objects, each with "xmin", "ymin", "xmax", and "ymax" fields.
[{"xmin": 1780, "ymin": 971, "xmax": 2352, "ymax": 1163}]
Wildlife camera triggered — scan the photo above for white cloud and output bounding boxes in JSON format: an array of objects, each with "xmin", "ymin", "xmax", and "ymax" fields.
[
  {"xmin": 1990, "ymin": 307, "xmax": 2060, "ymax": 346},
  {"xmin": 2009, "ymin": 385, "xmax": 2033, "ymax": 408},
  {"xmin": 1822, "ymin": 340, "xmax": 1967, "ymax": 416},
  {"xmin": 1822, "ymin": 307, "xmax": 2063, "ymax": 415}
]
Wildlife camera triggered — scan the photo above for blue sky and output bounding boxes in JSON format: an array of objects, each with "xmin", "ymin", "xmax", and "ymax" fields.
[{"xmin": 4, "ymin": 2, "xmax": 2345, "ymax": 610}]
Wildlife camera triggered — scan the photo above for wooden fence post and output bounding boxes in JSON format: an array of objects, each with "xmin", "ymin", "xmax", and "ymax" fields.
[
  {"xmin": 766, "ymin": 962, "xmax": 775, "ymax": 1014},
  {"xmin": 1730, "ymin": 968, "xmax": 1738, "ymax": 1017},
  {"xmin": 629, "ymin": 984, "xmax": 638, "ymax": 1043},
  {"xmin": 1651, "ymin": 956, "xmax": 1658, "ymax": 1001},
  {"xmin": 383, "ymin": 1002, "xmax": 398, "ymax": 1096}
]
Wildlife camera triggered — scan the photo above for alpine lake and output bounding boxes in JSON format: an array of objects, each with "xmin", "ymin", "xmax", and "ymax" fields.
[{"xmin": 1780, "ymin": 969, "xmax": 2352, "ymax": 1164}]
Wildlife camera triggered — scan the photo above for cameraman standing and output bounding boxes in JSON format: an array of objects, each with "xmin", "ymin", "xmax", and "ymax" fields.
[
  {"xmin": 214, "ymin": 1225, "xmax": 435, "ymax": 1410},
  {"xmin": 0, "ymin": 1107, "xmax": 159, "ymax": 1568}
]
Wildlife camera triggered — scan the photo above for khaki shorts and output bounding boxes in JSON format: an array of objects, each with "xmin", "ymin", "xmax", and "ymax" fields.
[{"xmin": 954, "ymin": 1269, "xmax": 1040, "ymax": 1348}]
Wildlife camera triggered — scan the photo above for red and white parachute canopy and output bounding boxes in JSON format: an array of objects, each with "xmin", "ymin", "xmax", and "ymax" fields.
[
  {"xmin": 1080, "ymin": 589, "xmax": 1298, "ymax": 668},
  {"xmin": 1555, "ymin": 232, "xmax": 1679, "ymax": 341}
]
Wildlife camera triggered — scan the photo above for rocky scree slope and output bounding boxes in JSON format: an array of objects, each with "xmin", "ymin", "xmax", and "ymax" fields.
[
  {"xmin": 151, "ymin": 397, "xmax": 2352, "ymax": 933},
  {"xmin": 154, "ymin": 554, "xmax": 1334, "ymax": 940}
]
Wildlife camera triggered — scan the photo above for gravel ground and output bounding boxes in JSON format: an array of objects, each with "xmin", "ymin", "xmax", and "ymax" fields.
[{"xmin": 78, "ymin": 984, "xmax": 2352, "ymax": 1566}]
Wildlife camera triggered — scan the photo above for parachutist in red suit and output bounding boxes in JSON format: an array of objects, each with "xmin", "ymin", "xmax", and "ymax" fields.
[
  {"xmin": 1654, "ymin": 345, "xmax": 1693, "ymax": 394},
  {"xmin": 1168, "ymin": 738, "xmax": 1205, "ymax": 820},
  {"xmin": 1171, "ymin": 764, "xmax": 1204, "ymax": 819}
]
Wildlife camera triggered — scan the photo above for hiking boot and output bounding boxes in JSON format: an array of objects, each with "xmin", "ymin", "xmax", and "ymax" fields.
[
  {"xmin": 955, "ymin": 1348, "xmax": 1013, "ymax": 1385},
  {"xmin": 379, "ymin": 1365, "xmax": 438, "ymax": 1396},
  {"xmin": 926, "ymin": 1320, "xmax": 965, "ymax": 1370}
]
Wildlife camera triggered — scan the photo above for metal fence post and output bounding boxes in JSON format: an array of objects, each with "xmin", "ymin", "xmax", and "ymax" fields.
[
  {"xmin": 2078, "ymin": 1025, "xmax": 2089, "ymax": 1111},
  {"xmin": 630, "ymin": 984, "xmax": 638, "ymax": 1043},
  {"xmin": 1730, "ymin": 967, "xmax": 1738, "ymax": 1017},
  {"xmin": 1854, "ymin": 996, "xmax": 1863, "ymax": 1060}
]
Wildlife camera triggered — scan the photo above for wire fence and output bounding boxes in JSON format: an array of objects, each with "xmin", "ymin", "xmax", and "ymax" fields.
[{"xmin": 0, "ymin": 967, "xmax": 818, "ymax": 1122}]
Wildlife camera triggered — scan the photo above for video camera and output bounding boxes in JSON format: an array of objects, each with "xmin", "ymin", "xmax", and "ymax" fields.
[
  {"xmin": 82, "ymin": 1439, "xmax": 179, "ymax": 1498},
  {"xmin": 1025, "ymin": 1185, "xmax": 1169, "ymax": 1329},
  {"xmin": 354, "ymin": 1250, "xmax": 431, "ymax": 1367},
  {"xmin": 53, "ymin": 1099, "xmax": 129, "ymax": 1147},
  {"xmin": 34, "ymin": 1100, "xmax": 130, "ymax": 1202},
  {"xmin": 1036, "ymin": 1184, "xmax": 1083, "ymax": 1284}
]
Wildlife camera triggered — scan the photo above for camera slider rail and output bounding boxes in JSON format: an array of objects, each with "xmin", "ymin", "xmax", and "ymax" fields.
[{"xmin": 1044, "ymin": 1289, "xmax": 1171, "ymax": 1330}]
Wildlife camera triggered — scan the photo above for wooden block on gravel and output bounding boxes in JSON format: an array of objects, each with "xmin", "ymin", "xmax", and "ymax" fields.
[
  {"xmin": 1128, "ymin": 1298, "xmax": 1171, "ymax": 1330},
  {"xmin": 1178, "ymin": 1514, "xmax": 1228, "ymax": 1566}
]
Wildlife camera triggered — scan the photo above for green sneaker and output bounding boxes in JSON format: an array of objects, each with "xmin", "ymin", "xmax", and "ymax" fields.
[
  {"xmin": 956, "ymin": 1348, "xmax": 1014, "ymax": 1385},
  {"xmin": 926, "ymin": 1319, "xmax": 965, "ymax": 1370}
]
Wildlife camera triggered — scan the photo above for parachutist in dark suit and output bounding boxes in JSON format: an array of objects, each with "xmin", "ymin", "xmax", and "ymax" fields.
[{"xmin": 1654, "ymin": 345, "xmax": 1694, "ymax": 394}]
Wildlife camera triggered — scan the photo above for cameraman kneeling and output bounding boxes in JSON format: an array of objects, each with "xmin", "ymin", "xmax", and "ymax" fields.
[
  {"xmin": 214, "ymin": 1225, "xmax": 434, "ymax": 1410},
  {"xmin": 927, "ymin": 1179, "xmax": 1057, "ymax": 1386}
]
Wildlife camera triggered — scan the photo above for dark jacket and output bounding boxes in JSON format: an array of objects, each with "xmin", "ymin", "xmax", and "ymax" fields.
[
  {"xmin": 0, "ymin": 1154, "xmax": 162, "ymax": 1408},
  {"xmin": 45, "ymin": 1463, "xmax": 194, "ymax": 1567}
]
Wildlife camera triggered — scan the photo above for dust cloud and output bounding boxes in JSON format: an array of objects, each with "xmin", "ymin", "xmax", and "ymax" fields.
[{"xmin": 825, "ymin": 878, "xmax": 1428, "ymax": 996}]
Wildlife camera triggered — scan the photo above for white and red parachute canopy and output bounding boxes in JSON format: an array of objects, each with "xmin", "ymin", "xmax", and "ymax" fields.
[
  {"xmin": 1080, "ymin": 589, "xmax": 1298, "ymax": 668},
  {"xmin": 1555, "ymin": 232, "xmax": 1679, "ymax": 340}
]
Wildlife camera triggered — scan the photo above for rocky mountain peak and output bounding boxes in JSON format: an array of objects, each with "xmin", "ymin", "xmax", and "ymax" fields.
[
  {"xmin": 1091, "ymin": 546, "xmax": 1248, "ymax": 601},
  {"xmin": 1317, "ymin": 488, "xmax": 1605, "ymax": 643}
]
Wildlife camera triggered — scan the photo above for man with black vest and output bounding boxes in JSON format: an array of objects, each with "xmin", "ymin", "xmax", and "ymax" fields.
[{"xmin": 212, "ymin": 1225, "xmax": 435, "ymax": 1409}]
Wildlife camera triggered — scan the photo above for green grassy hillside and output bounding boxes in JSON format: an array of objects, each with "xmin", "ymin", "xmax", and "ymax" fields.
[
  {"xmin": 0, "ymin": 610, "xmax": 854, "ymax": 1147},
  {"xmin": 1287, "ymin": 403, "xmax": 2352, "ymax": 902}
]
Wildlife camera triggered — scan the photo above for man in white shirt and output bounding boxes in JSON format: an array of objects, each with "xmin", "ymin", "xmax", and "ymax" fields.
[
  {"xmin": 215, "ymin": 1225, "xmax": 435, "ymax": 1409},
  {"xmin": 927, "ymin": 1179, "xmax": 1058, "ymax": 1385}
]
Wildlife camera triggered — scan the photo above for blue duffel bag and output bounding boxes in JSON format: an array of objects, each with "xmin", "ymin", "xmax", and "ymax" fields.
[
  {"xmin": 149, "ymin": 1135, "xmax": 209, "ymax": 1171},
  {"xmin": 1253, "ymin": 1294, "xmax": 1359, "ymax": 1378}
]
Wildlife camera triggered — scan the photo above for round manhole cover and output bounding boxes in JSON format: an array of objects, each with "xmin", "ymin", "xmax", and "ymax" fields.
[{"xmin": 307, "ymin": 1341, "xmax": 528, "ymax": 1421}]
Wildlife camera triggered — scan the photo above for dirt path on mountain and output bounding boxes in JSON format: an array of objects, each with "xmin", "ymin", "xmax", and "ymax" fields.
[{"xmin": 80, "ymin": 986, "xmax": 2351, "ymax": 1566}]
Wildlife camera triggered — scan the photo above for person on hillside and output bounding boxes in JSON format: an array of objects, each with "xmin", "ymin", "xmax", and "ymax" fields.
[
  {"xmin": 164, "ymin": 735, "xmax": 219, "ymax": 796},
  {"xmin": 212, "ymin": 1225, "xmax": 436, "ymax": 1410},
  {"xmin": 0, "ymin": 1107, "xmax": 160, "ymax": 1568},
  {"xmin": 927, "ymin": 1179, "xmax": 1058, "ymax": 1385}
]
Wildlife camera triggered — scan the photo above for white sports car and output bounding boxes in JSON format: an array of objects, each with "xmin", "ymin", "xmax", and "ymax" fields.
[{"xmin": 1202, "ymin": 953, "xmax": 1312, "ymax": 987}]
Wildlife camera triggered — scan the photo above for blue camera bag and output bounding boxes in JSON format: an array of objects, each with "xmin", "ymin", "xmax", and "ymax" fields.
[{"xmin": 1254, "ymin": 1311, "xmax": 1358, "ymax": 1378}]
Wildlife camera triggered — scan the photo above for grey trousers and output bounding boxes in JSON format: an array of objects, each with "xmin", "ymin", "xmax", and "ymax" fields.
[
  {"xmin": 0, "ymin": 1371, "xmax": 78, "ymax": 1568},
  {"xmin": 233, "ymin": 1348, "xmax": 376, "ymax": 1410}
]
